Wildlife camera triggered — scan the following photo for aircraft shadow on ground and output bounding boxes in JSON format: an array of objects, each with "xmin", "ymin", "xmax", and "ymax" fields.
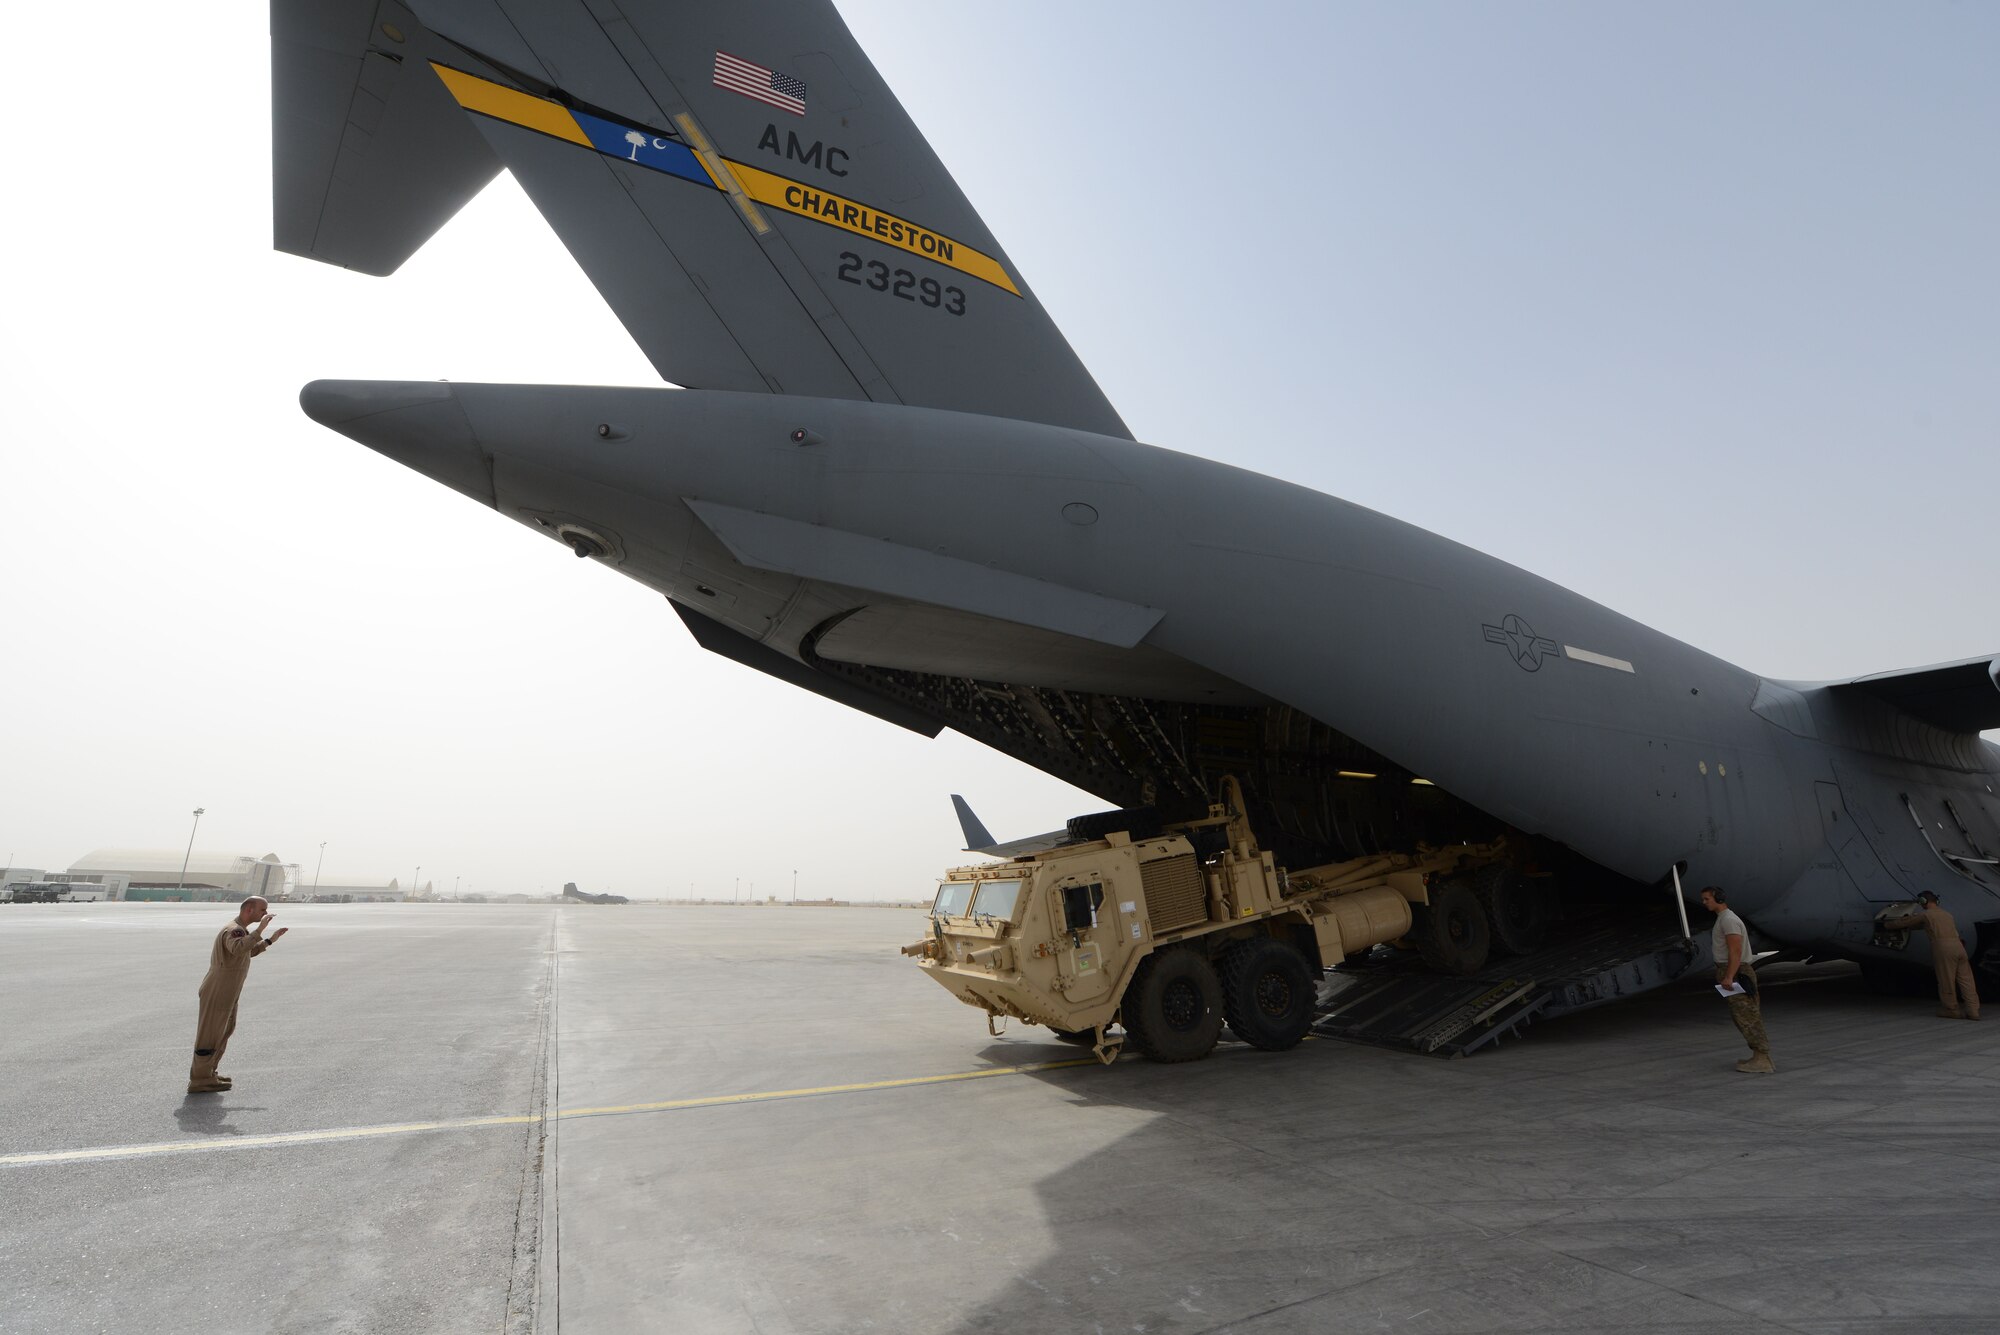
[{"xmin": 936, "ymin": 961, "xmax": 1971, "ymax": 1334}]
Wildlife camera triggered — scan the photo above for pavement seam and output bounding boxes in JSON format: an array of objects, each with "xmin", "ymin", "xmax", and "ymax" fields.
[
  {"xmin": 544, "ymin": 908, "xmax": 565, "ymax": 1335},
  {"xmin": 504, "ymin": 910, "xmax": 558, "ymax": 1335}
]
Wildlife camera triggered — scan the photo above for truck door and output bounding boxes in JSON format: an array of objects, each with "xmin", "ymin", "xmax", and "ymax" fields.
[{"xmin": 1052, "ymin": 876, "xmax": 1115, "ymax": 1004}]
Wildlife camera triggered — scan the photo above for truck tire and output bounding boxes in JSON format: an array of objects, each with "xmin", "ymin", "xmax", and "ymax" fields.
[
  {"xmin": 1414, "ymin": 881, "xmax": 1490, "ymax": 976},
  {"xmin": 1066, "ymin": 807, "xmax": 1163, "ymax": 843},
  {"xmin": 1219, "ymin": 937, "xmax": 1316, "ymax": 1051},
  {"xmin": 1121, "ymin": 948, "xmax": 1224, "ymax": 1063},
  {"xmin": 1472, "ymin": 865, "xmax": 1551, "ymax": 956}
]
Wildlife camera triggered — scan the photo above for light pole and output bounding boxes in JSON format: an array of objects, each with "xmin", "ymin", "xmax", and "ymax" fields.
[
  {"xmin": 312, "ymin": 841, "xmax": 327, "ymax": 899},
  {"xmin": 413, "ymin": 865, "xmax": 422, "ymax": 901},
  {"xmin": 175, "ymin": 808, "xmax": 205, "ymax": 898},
  {"xmin": 734, "ymin": 876, "xmax": 739, "ymax": 903},
  {"xmin": 793, "ymin": 869, "xmax": 798, "ymax": 902},
  {"xmin": 453, "ymin": 875, "xmax": 460, "ymax": 901}
]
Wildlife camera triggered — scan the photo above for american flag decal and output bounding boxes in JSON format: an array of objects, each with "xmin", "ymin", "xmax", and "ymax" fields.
[{"xmin": 713, "ymin": 51, "xmax": 807, "ymax": 116}]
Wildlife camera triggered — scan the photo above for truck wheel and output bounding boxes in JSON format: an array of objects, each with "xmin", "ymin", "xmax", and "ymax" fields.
[
  {"xmin": 1414, "ymin": 882, "xmax": 1491, "ymax": 976},
  {"xmin": 1122, "ymin": 948, "xmax": 1224, "ymax": 1063},
  {"xmin": 1066, "ymin": 807, "xmax": 1163, "ymax": 843},
  {"xmin": 1472, "ymin": 866, "xmax": 1551, "ymax": 956},
  {"xmin": 1219, "ymin": 937, "xmax": 1316, "ymax": 1051}
]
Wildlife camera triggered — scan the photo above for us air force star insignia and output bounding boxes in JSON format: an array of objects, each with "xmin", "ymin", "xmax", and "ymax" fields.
[{"xmin": 1482, "ymin": 614, "xmax": 1561, "ymax": 672}]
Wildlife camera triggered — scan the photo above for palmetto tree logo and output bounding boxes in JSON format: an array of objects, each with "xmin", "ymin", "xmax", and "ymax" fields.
[{"xmin": 624, "ymin": 129, "xmax": 647, "ymax": 160}]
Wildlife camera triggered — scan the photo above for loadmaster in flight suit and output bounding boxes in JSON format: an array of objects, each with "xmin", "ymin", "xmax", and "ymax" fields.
[
  {"xmin": 1882, "ymin": 891, "xmax": 1982, "ymax": 1020},
  {"xmin": 188, "ymin": 897, "xmax": 288, "ymax": 1093}
]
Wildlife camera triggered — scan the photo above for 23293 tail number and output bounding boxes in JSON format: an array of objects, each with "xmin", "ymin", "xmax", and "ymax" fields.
[{"xmin": 837, "ymin": 252, "xmax": 966, "ymax": 315}]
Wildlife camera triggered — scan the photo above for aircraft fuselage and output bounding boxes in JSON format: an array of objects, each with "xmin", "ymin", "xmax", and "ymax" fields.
[{"xmin": 303, "ymin": 379, "xmax": 2000, "ymax": 966}]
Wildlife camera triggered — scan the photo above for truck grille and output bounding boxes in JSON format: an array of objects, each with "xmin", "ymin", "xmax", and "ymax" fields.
[{"xmin": 1140, "ymin": 854, "xmax": 1207, "ymax": 934}]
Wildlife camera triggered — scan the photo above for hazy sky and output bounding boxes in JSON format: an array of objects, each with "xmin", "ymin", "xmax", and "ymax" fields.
[{"xmin": 3, "ymin": 2, "xmax": 1994, "ymax": 899}]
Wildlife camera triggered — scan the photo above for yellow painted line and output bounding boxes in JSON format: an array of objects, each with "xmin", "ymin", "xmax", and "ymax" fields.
[
  {"xmin": 556, "ymin": 1056, "xmax": 1099, "ymax": 1119},
  {"xmin": 0, "ymin": 1058, "xmax": 1099, "ymax": 1168},
  {"xmin": 430, "ymin": 64, "xmax": 591, "ymax": 147}
]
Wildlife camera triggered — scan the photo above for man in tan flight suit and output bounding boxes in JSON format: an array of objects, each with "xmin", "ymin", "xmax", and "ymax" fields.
[
  {"xmin": 188, "ymin": 897, "xmax": 288, "ymax": 1093},
  {"xmin": 1882, "ymin": 891, "xmax": 1981, "ymax": 1020},
  {"xmin": 1699, "ymin": 885, "xmax": 1774, "ymax": 1073}
]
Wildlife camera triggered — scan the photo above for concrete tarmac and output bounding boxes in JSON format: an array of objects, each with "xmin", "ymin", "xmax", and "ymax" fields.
[{"xmin": 3, "ymin": 902, "xmax": 1997, "ymax": 1334}]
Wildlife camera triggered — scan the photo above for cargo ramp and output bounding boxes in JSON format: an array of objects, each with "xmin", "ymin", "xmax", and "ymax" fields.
[{"xmin": 1313, "ymin": 912, "xmax": 1711, "ymax": 1057}]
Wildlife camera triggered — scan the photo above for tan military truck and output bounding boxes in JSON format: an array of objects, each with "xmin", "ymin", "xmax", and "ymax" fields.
[{"xmin": 902, "ymin": 778, "xmax": 1504, "ymax": 1063}]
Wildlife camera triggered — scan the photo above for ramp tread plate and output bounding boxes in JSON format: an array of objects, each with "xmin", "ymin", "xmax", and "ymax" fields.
[{"xmin": 1314, "ymin": 915, "xmax": 1699, "ymax": 1056}]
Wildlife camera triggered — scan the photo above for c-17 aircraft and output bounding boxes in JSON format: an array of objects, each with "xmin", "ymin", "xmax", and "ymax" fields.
[{"xmin": 275, "ymin": 0, "xmax": 1999, "ymax": 1035}]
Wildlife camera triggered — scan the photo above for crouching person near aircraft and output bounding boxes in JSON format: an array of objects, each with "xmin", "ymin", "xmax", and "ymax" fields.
[
  {"xmin": 1881, "ymin": 891, "xmax": 1982, "ymax": 1020},
  {"xmin": 1700, "ymin": 886, "xmax": 1775, "ymax": 1073},
  {"xmin": 188, "ymin": 897, "xmax": 288, "ymax": 1093}
]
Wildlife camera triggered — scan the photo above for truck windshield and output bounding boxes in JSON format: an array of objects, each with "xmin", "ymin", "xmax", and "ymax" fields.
[
  {"xmin": 933, "ymin": 882, "xmax": 975, "ymax": 917},
  {"xmin": 971, "ymin": 879, "xmax": 1023, "ymax": 921}
]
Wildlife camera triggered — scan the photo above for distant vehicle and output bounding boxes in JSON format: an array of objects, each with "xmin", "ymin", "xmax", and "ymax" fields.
[
  {"xmin": 563, "ymin": 882, "xmax": 629, "ymax": 905},
  {"xmin": 56, "ymin": 886, "xmax": 110, "ymax": 903},
  {"xmin": 4, "ymin": 884, "xmax": 62, "ymax": 904}
]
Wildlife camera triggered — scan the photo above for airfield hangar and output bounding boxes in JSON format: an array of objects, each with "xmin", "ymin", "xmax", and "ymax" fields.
[{"xmin": 66, "ymin": 849, "xmax": 294, "ymax": 902}]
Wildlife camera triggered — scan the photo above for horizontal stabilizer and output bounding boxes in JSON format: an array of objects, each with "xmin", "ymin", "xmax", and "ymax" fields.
[
  {"xmin": 1830, "ymin": 654, "xmax": 2000, "ymax": 734},
  {"xmin": 272, "ymin": 1, "xmax": 501, "ymax": 275}
]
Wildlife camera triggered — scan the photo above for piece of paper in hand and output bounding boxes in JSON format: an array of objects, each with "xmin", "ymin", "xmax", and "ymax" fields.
[{"xmin": 1715, "ymin": 982, "xmax": 1747, "ymax": 998}]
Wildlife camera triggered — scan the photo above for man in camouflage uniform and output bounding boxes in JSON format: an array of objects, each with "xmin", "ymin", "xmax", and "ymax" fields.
[
  {"xmin": 1700, "ymin": 885, "xmax": 1774, "ymax": 1073},
  {"xmin": 188, "ymin": 897, "xmax": 288, "ymax": 1093},
  {"xmin": 1882, "ymin": 891, "xmax": 1981, "ymax": 1020}
]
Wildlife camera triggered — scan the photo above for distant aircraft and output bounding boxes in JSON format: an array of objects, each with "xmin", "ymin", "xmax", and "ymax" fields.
[
  {"xmin": 563, "ymin": 882, "xmax": 629, "ymax": 906},
  {"xmin": 274, "ymin": 1, "xmax": 1998, "ymax": 1000}
]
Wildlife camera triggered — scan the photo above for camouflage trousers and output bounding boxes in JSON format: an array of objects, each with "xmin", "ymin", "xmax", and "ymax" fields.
[{"xmin": 1716, "ymin": 963, "xmax": 1769, "ymax": 1057}]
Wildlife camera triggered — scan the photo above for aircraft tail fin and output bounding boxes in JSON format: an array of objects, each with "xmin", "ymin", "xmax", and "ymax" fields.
[
  {"xmin": 949, "ymin": 795, "xmax": 1070, "ymax": 858},
  {"xmin": 950, "ymin": 795, "xmax": 996, "ymax": 853},
  {"xmin": 272, "ymin": 2, "xmax": 502, "ymax": 275},
  {"xmin": 272, "ymin": 0, "xmax": 1129, "ymax": 438}
]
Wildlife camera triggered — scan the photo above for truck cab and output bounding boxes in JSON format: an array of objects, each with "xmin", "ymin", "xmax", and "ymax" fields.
[{"xmin": 914, "ymin": 831, "xmax": 1189, "ymax": 1048}]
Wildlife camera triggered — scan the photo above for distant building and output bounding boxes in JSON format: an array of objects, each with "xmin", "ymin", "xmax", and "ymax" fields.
[
  {"xmin": 1, "ymin": 868, "xmax": 46, "ymax": 894},
  {"xmin": 302, "ymin": 874, "xmax": 407, "ymax": 904},
  {"xmin": 68, "ymin": 849, "xmax": 293, "ymax": 902}
]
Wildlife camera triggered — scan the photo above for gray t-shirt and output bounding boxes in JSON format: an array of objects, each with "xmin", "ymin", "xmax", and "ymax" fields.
[{"xmin": 1712, "ymin": 908, "xmax": 1753, "ymax": 969}]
